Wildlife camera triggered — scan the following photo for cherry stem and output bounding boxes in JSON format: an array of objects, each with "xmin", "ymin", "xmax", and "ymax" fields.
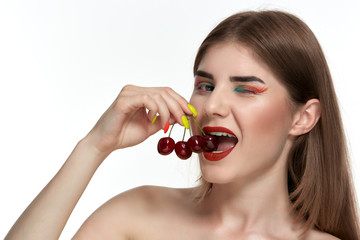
[
  {"xmin": 187, "ymin": 116, "xmax": 192, "ymax": 137},
  {"xmin": 191, "ymin": 115, "xmax": 206, "ymax": 136},
  {"xmin": 168, "ymin": 124, "xmax": 175, "ymax": 137},
  {"xmin": 182, "ymin": 125, "xmax": 186, "ymax": 141}
]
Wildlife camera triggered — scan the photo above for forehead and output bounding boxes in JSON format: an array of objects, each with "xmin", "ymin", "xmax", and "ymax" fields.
[{"xmin": 197, "ymin": 42, "xmax": 278, "ymax": 84}]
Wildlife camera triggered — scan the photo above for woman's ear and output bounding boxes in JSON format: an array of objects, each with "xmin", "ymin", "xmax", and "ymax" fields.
[{"xmin": 289, "ymin": 99, "xmax": 321, "ymax": 136}]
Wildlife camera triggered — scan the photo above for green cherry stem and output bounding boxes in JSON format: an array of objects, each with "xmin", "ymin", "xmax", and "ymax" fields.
[
  {"xmin": 191, "ymin": 115, "xmax": 206, "ymax": 136},
  {"xmin": 168, "ymin": 124, "xmax": 175, "ymax": 137},
  {"xmin": 187, "ymin": 116, "xmax": 193, "ymax": 137},
  {"xmin": 182, "ymin": 125, "xmax": 186, "ymax": 141}
]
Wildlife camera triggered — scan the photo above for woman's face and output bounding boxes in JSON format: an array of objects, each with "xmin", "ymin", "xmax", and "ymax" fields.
[{"xmin": 189, "ymin": 42, "xmax": 296, "ymax": 184}]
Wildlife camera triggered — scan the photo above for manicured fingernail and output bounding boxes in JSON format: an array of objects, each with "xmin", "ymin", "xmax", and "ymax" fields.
[
  {"xmin": 163, "ymin": 122, "xmax": 170, "ymax": 133},
  {"xmin": 152, "ymin": 115, "xmax": 157, "ymax": 124},
  {"xmin": 182, "ymin": 115, "xmax": 189, "ymax": 129},
  {"xmin": 188, "ymin": 104, "xmax": 197, "ymax": 117}
]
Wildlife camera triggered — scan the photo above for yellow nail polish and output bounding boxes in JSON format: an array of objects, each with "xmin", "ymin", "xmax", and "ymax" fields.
[
  {"xmin": 152, "ymin": 115, "xmax": 157, "ymax": 124},
  {"xmin": 188, "ymin": 104, "xmax": 197, "ymax": 117},
  {"xmin": 182, "ymin": 115, "xmax": 189, "ymax": 129}
]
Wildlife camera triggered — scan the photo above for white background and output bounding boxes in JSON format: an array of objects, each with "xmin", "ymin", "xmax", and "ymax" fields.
[{"xmin": 1, "ymin": 0, "xmax": 359, "ymax": 239}]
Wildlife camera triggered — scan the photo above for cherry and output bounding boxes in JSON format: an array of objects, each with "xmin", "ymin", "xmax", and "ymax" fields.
[
  {"xmin": 157, "ymin": 137, "xmax": 175, "ymax": 155},
  {"xmin": 203, "ymin": 134, "xmax": 219, "ymax": 152},
  {"xmin": 187, "ymin": 135, "xmax": 204, "ymax": 153},
  {"xmin": 156, "ymin": 104, "xmax": 218, "ymax": 159},
  {"xmin": 175, "ymin": 141, "xmax": 192, "ymax": 159}
]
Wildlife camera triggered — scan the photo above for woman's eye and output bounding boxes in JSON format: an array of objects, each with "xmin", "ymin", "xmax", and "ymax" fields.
[
  {"xmin": 234, "ymin": 86, "xmax": 255, "ymax": 94},
  {"xmin": 234, "ymin": 85, "xmax": 268, "ymax": 94},
  {"xmin": 197, "ymin": 83, "xmax": 214, "ymax": 92}
]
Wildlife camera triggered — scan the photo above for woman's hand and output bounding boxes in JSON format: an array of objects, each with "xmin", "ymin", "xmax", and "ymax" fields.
[
  {"xmin": 85, "ymin": 85, "xmax": 193, "ymax": 155},
  {"xmin": 5, "ymin": 85, "xmax": 192, "ymax": 240}
]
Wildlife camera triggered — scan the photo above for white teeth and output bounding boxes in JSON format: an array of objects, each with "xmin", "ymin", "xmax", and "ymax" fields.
[
  {"xmin": 212, "ymin": 151, "xmax": 224, "ymax": 153},
  {"xmin": 208, "ymin": 132, "xmax": 236, "ymax": 138}
]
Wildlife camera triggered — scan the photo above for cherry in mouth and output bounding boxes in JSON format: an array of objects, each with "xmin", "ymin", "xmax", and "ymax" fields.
[{"xmin": 203, "ymin": 134, "xmax": 219, "ymax": 152}]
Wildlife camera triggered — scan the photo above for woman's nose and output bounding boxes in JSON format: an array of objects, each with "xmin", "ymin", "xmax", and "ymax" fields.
[{"xmin": 204, "ymin": 87, "xmax": 230, "ymax": 118}]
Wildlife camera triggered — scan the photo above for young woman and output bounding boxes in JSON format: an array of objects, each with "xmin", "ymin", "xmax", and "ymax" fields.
[{"xmin": 6, "ymin": 10, "xmax": 360, "ymax": 240}]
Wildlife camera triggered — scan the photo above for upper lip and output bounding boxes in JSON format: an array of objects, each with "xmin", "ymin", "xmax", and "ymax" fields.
[{"xmin": 203, "ymin": 126, "xmax": 237, "ymax": 138}]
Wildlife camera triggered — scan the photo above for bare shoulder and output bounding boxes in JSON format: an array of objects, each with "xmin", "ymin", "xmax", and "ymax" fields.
[
  {"xmin": 306, "ymin": 228, "xmax": 340, "ymax": 240},
  {"xmin": 73, "ymin": 185, "xmax": 194, "ymax": 239},
  {"xmin": 107, "ymin": 185, "xmax": 194, "ymax": 212},
  {"xmin": 119, "ymin": 185, "xmax": 192, "ymax": 204}
]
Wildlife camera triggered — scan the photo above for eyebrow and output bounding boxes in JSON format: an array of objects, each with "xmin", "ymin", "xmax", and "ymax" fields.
[{"xmin": 195, "ymin": 70, "xmax": 265, "ymax": 84}]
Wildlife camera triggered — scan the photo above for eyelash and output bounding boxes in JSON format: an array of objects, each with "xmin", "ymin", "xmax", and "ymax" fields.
[
  {"xmin": 234, "ymin": 85, "xmax": 268, "ymax": 94},
  {"xmin": 196, "ymin": 82, "xmax": 214, "ymax": 92},
  {"xmin": 196, "ymin": 82, "xmax": 267, "ymax": 94}
]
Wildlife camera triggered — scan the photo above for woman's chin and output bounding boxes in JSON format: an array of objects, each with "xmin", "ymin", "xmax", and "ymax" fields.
[
  {"xmin": 200, "ymin": 171, "xmax": 234, "ymax": 185},
  {"xmin": 199, "ymin": 155, "xmax": 238, "ymax": 184}
]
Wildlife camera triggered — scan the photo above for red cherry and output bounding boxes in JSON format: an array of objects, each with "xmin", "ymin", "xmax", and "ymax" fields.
[
  {"xmin": 175, "ymin": 141, "xmax": 192, "ymax": 160},
  {"xmin": 187, "ymin": 135, "xmax": 205, "ymax": 153},
  {"xmin": 203, "ymin": 134, "xmax": 219, "ymax": 152},
  {"xmin": 157, "ymin": 137, "xmax": 175, "ymax": 155}
]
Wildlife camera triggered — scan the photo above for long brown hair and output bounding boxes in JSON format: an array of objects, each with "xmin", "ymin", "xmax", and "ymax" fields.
[{"xmin": 193, "ymin": 10, "xmax": 360, "ymax": 239}]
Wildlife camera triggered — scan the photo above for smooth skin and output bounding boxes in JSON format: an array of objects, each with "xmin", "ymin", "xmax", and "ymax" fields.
[{"xmin": 5, "ymin": 43, "xmax": 339, "ymax": 240}]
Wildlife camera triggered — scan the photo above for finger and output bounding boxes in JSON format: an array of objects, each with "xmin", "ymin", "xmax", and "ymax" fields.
[
  {"xmin": 119, "ymin": 90, "xmax": 171, "ymax": 130},
  {"xmin": 150, "ymin": 93, "xmax": 171, "ymax": 128},
  {"xmin": 117, "ymin": 86, "xmax": 191, "ymax": 128},
  {"xmin": 164, "ymin": 87, "xmax": 193, "ymax": 116},
  {"xmin": 156, "ymin": 90, "xmax": 190, "ymax": 126},
  {"xmin": 116, "ymin": 93, "xmax": 158, "ymax": 120},
  {"xmin": 144, "ymin": 98, "xmax": 168, "ymax": 125}
]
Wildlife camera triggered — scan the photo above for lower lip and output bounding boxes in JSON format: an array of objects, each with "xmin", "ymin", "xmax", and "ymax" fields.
[{"xmin": 203, "ymin": 146, "xmax": 235, "ymax": 161}]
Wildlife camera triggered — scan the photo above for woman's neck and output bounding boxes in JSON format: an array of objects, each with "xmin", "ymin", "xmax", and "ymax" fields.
[{"xmin": 200, "ymin": 167, "xmax": 297, "ymax": 234}]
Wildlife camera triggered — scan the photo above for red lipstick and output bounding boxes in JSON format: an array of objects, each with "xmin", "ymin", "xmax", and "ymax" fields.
[
  {"xmin": 203, "ymin": 126, "xmax": 236, "ymax": 136},
  {"xmin": 202, "ymin": 126, "xmax": 237, "ymax": 161}
]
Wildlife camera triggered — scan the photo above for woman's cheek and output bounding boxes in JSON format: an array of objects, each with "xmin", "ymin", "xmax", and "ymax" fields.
[{"xmin": 248, "ymin": 98, "xmax": 292, "ymax": 139}]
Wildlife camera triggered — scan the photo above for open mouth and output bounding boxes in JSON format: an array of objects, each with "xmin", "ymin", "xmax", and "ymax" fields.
[{"xmin": 203, "ymin": 126, "xmax": 238, "ymax": 161}]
